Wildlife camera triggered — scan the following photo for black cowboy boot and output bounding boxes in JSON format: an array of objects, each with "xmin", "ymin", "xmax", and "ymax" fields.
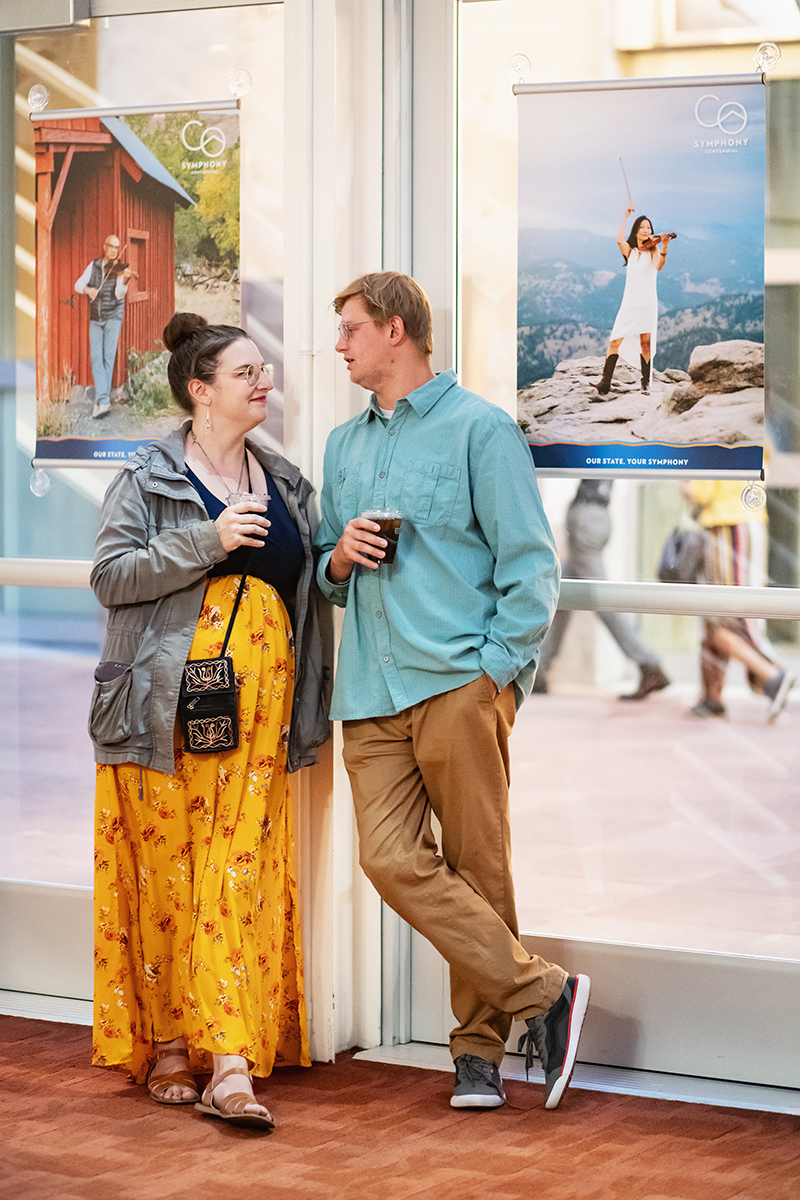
[
  {"xmin": 592, "ymin": 353, "xmax": 618, "ymax": 396},
  {"xmin": 640, "ymin": 355, "xmax": 651, "ymax": 395}
]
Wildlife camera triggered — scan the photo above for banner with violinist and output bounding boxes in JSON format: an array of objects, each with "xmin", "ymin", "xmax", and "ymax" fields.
[
  {"xmin": 514, "ymin": 76, "xmax": 766, "ymax": 478},
  {"xmin": 33, "ymin": 102, "xmax": 240, "ymax": 466}
]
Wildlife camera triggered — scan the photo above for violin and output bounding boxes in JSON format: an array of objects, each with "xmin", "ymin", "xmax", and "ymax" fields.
[
  {"xmin": 107, "ymin": 242, "xmax": 138, "ymax": 279},
  {"xmin": 640, "ymin": 231, "xmax": 677, "ymax": 252},
  {"xmin": 107, "ymin": 260, "xmax": 138, "ymax": 279}
]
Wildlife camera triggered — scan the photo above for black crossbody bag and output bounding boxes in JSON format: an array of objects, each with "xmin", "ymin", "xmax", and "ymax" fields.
[{"xmin": 178, "ymin": 570, "xmax": 248, "ymax": 754}]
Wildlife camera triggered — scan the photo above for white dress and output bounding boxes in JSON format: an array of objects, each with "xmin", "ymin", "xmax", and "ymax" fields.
[{"xmin": 609, "ymin": 248, "xmax": 658, "ymax": 368}]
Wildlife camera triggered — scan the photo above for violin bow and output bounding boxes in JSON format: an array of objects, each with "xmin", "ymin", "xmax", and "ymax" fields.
[{"xmin": 619, "ymin": 157, "xmax": 633, "ymax": 206}]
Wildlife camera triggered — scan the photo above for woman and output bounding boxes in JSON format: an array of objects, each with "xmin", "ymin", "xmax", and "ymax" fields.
[
  {"xmin": 593, "ymin": 203, "xmax": 672, "ymax": 397},
  {"xmin": 89, "ymin": 313, "xmax": 330, "ymax": 1128},
  {"xmin": 686, "ymin": 480, "xmax": 794, "ymax": 721}
]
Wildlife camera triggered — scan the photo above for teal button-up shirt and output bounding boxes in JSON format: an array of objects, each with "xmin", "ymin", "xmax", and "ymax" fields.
[{"xmin": 315, "ymin": 369, "xmax": 560, "ymax": 721}]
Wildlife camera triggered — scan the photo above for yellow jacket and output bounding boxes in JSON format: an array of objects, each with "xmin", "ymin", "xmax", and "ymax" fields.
[{"xmin": 686, "ymin": 480, "xmax": 766, "ymax": 528}]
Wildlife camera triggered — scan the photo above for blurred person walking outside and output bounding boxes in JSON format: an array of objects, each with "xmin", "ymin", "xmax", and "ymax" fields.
[
  {"xmin": 315, "ymin": 271, "xmax": 591, "ymax": 1114},
  {"xmin": 686, "ymin": 479, "xmax": 794, "ymax": 721},
  {"xmin": 533, "ymin": 480, "xmax": 670, "ymax": 700}
]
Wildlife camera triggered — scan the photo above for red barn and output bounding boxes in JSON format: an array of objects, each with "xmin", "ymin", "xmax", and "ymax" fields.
[{"xmin": 34, "ymin": 114, "xmax": 193, "ymax": 404}]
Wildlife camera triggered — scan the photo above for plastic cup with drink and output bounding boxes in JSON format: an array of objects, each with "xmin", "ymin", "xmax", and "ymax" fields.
[{"xmin": 361, "ymin": 509, "xmax": 403, "ymax": 564}]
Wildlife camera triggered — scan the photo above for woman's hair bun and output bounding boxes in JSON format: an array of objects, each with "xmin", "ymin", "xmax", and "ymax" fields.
[{"xmin": 163, "ymin": 311, "xmax": 208, "ymax": 353}]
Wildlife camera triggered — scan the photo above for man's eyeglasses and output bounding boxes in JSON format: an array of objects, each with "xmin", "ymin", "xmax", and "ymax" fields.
[
  {"xmin": 220, "ymin": 363, "xmax": 274, "ymax": 386},
  {"xmin": 337, "ymin": 319, "xmax": 371, "ymax": 341}
]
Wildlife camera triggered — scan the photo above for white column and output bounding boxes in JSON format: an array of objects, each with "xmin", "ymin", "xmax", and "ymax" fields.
[
  {"xmin": 283, "ymin": 0, "xmax": 459, "ymax": 1060},
  {"xmin": 283, "ymin": 0, "xmax": 385, "ymax": 1061}
]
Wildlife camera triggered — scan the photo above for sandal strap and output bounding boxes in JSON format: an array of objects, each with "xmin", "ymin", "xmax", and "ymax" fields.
[
  {"xmin": 210, "ymin": 1091, "xmax": 259, "ymax": 1116},
  {"xmin": 149, "ymin": 1069, "xmax": 197, "ymax": 1095},
  {"xmin": 202, "ymin": 1066, "xmax": 258, "ymax": 1114},
  {"xmin": 209, "ymin": 1066, "xmax": 252, "ymax": 1087}
]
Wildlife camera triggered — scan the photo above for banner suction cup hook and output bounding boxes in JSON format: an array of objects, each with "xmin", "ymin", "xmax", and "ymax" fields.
[
  {"xmin": 30, "ymin": 465, "xmax": 51, "ymax": 497},
  {"xmin": 754, "ymin": 42, "xmax": 781, "ymax": 72},
  {"xmin": 740, "ymin": 482, "xmax": 766, "ymax": 513},
  {"xmin": 28, "ymin": 84, "xmax": 49, "ymax": 111},
  {"xmin": 506, "ymin": 55, "xmax": 531, "ymax": 86}
]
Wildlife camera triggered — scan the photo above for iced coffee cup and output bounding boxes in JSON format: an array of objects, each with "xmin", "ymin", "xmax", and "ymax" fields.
[
  {"xmin": 226, "ymin": 491, "xmax": 270, "ymax": 511},
  {"xmin": 361, "ymin": 509, "xmax": 403, "ymax": 564}
]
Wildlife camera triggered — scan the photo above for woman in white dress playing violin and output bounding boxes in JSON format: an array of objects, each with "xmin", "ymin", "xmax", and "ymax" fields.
[{"xmin": 593, "ymin": 203, "xmax": 675, "ymax": 397}]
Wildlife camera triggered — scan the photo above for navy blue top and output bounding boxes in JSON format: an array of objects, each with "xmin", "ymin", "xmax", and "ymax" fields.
[{"xmin": 187, "ymin": 466, "xmax": 305, "ymax": 614}]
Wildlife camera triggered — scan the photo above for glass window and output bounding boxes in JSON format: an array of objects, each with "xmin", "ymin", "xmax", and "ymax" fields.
[
  {"xmin": 459, "ymin": 4, "xmax": 800, "ymax": 960},
  {"xmin": 3, "ymin": 5, "xmax": 284, "ymax": 889}
]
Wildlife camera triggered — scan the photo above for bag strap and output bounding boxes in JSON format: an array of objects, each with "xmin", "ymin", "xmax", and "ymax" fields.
[
  {"xmin": 218, "ymin": 571, "xmax": 248, "ymax": 659},
  {"xmin": 216, "ymin": 458, "xmax": 257, "ymax": 659}
]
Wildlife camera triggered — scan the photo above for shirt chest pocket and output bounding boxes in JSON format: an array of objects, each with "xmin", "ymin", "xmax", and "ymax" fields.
[{"xmin": 399, "ymin": 461, "xmax": 461, "ymax": 526}]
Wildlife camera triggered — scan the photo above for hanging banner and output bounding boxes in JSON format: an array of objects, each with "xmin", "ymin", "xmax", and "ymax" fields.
[
  {"xmin": 33, "ymin": 100, "xmax": 240, "ymax": 467},
  {"xmin": 515, "ymin": 76, "xmax": 766, "ymax": 478}
]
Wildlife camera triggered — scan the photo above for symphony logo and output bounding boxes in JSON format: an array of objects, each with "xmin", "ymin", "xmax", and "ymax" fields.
[
  {"xmin": 694, "ymin": 94, "xmax": 748, "ymax": 136},
  {"xmin": 181, "ymin": 119, "xmax": 226, "ymax": 158}
]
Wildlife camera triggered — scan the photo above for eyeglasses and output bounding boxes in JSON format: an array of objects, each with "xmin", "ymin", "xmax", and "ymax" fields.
[
  {"xmin": 337, "ymin": 319, "xmax": 371, "ymax": 341},
  {"xmin": 219, "ymin": 363, "xmax": 274, "ymax": 385}
]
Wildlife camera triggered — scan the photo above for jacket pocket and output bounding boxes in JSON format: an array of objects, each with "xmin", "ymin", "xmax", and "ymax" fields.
[{"xmin": 89, "ymin": 667, "xmax": 134, "ymax": 745}]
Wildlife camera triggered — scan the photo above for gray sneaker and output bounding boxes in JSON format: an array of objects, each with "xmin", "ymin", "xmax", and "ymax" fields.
[
  {"xmin": 450, "ymin": 1053, "xmax": 506, "ymax": 1109},
  {"xmin": 517, "ymin": 973, "xmax": 591, "ymax": 1110},
  {"xmin": 766, "ymin": 670, "xmax": 796, "ymax": 723}
]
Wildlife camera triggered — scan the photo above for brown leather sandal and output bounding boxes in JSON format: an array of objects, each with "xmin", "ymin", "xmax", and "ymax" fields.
[
  {"xmin": 146, "ymin": 1047, "xmax": 199, "ymax": 1106},
  {"xmin": 194, "ymin": 1066, "xmax": 275, "ymax": 1129}
]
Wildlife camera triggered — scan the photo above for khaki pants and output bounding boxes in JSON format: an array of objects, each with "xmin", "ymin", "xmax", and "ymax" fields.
[{"xmin": 342, "ymin": 675, "xmax": 567, "ymax": 1064}]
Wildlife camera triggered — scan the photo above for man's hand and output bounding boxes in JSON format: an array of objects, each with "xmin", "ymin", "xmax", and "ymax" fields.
[
  {"xmin": 328, "ymin": 517, "xmax": 387, "ymax": 582},
  {"xmin": 85, "ymin": 286, "xmax": 98, "ymax": 301},
  {"xmin": 121, "ymin": 268, "xmax": 133, "ymax": 282}
]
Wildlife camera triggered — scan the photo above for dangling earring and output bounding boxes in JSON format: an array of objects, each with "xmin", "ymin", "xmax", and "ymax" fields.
[{"xmin": 205, "ymin": 406, "xmax": 210, "ymax": 434}]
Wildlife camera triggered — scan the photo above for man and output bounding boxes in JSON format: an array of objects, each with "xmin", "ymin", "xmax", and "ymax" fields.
[
  {"xmin": 533, "ymin": 479, "xmax": 670, "ymax": 699},
  {"xmin": 74, "ymin": 235, "xmax": 132, "ymax": 419},
  {"xmin": 315, "ymin": 271, "xmax": 590, "ymax": 1111}
]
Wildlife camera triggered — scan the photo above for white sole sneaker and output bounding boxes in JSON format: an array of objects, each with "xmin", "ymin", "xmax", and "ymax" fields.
[
  {"xmin": 544, "ymin": 973, "xmax": 591, "ymax": 1110},
  {"xmin": 768, "ymin": 672, "xmax": 795, "ymax": 723}
]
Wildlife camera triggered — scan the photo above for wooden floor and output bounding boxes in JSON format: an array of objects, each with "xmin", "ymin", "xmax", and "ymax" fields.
[{"xmin": 2, "ymin": 1016, "xmax": 799, "ymax": 1200}]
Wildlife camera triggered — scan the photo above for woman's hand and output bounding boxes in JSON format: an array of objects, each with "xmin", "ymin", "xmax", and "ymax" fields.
[
  {"xmin": 328, "ymin": 517, "xmax": 387, "ymax": 582},
  {"xmin": 215, "ymin": 502, "xmax": 270, "ymax": 552},
  {"xmin": 625, "ymin": 202, "xmax": 635, "ymax": 219}
]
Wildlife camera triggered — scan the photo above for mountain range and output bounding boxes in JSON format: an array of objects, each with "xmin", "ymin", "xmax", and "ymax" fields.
[{"xmin": 517, "ymin": 227, "xmax": 764, "ymax": 387}]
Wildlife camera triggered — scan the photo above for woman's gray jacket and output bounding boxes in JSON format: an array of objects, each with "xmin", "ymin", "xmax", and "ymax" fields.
[{"xmin": 89, "ymin": 424, "xmax": 331, "ymax": 775}]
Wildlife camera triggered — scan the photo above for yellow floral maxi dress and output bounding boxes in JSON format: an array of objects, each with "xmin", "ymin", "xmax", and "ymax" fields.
[{"xmin": 93, "ymin": 575, "xmax": 310, "ymax": 1083}]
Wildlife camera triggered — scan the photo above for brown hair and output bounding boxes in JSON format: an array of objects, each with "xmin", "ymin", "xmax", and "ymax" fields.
[
  {"xmin": 333, "ymin": 271, "xmax": 433, "ymax": 357},
  {"xmin": 162, "ymin": 312, "xmax": 248, "ymax": 414}
]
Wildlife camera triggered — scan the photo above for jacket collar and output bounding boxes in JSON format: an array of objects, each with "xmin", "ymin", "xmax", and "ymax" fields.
[{"xmin": 137, "ymin": 421, "xmax": 304, "ymax": 491}]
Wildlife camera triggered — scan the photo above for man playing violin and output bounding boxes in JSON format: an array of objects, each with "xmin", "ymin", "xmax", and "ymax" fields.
[{"xmin": 74, "ymin": 234, "xmax": 133, "ymax": 419}]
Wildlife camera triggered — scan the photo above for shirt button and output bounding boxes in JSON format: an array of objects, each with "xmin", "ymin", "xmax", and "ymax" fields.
[
  {"xmin": 379, "ymin": 471, "xmax": 386, "ymax": 478},
  {"xmin": 382, "ymin": 656, "xmax": 389, "ymax": 663},
  {"xmin": 388, "ymin": 429, "xmax": 395, "ymax": 436},
  {"xmin": 376, "ymin": 611, "xmax": 382, "ymax": 618}
]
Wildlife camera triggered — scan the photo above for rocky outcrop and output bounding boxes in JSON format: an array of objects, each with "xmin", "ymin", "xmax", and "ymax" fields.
[
  {"xmin": 517, "ymin": 339, "xmax": 763, "ymax": 446},
  {"xmin": 629, "ymin": 340, "xmax": 763, "ymax": 444}
]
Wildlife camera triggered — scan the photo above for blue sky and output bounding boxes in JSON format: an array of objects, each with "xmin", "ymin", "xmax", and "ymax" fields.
[{"xmin": 518, "ymin": 80, "xmax": 765, "ymax": 244}]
